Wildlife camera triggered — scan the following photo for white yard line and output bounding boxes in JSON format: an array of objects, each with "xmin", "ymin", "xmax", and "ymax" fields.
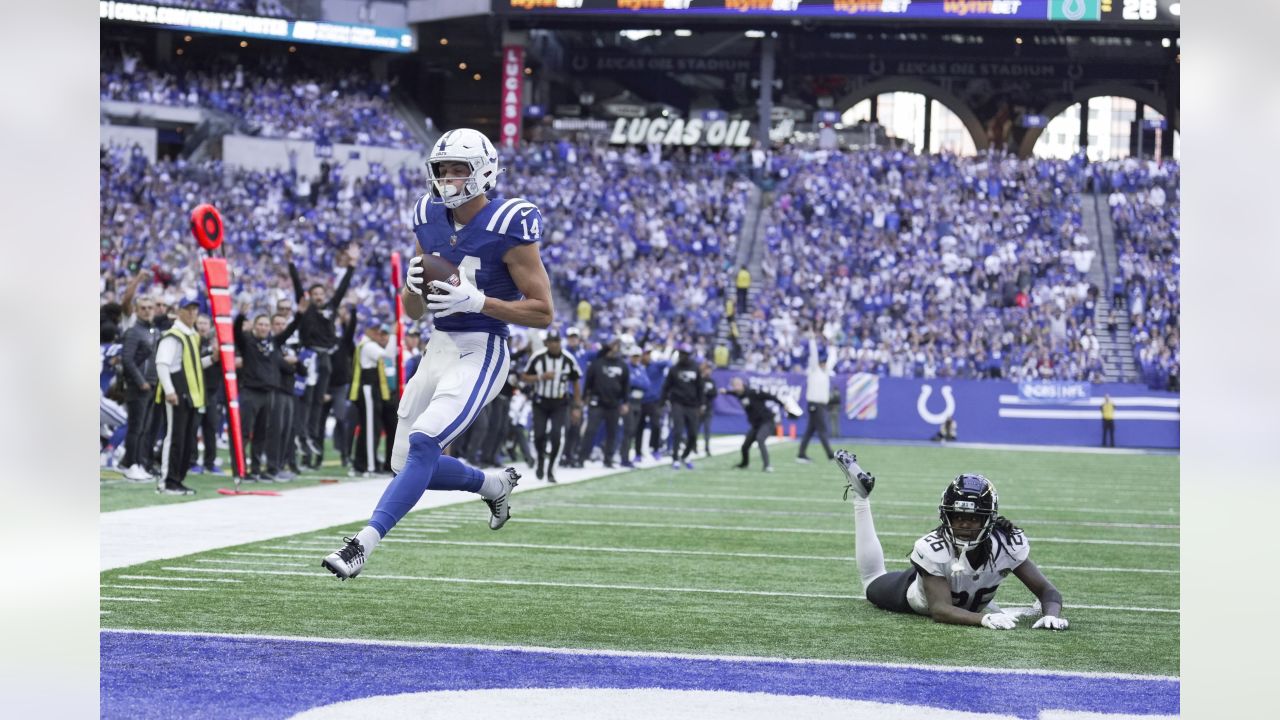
[
  {"xmin": 589, "ymin": 490, "xmax": 1179, "ymax": 517},
  {"xmin": 101, "ymin": 597, "xmax": 161, "ymax": 603},
  {"xmin": 156, "ymin": 565, "xmax": 1180, "ymax": 614},
  {"xmin": 100, "ymin": 584, "xmax": 210, "ymax": 592},
  {"xmin": 100, "ymin": 436, "xmax": 750, "ymax": 570},
  {"xmin": 369, "ymin": 538, "xmax": 1177, "ymax": 574},
  {"xmin": 537, "ymin": 501, "xmax": 1179, "ymax": 530},
  {"xmin": 118, "ymin": 575, "xmax": 243, "ymax": 583},
  {"xmin": 508, "ymin": 518, "xmax": 1180, "ymax": 547}
]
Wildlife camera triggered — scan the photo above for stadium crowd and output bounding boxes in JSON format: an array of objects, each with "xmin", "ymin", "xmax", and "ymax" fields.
[
  {"xmin": 740, "ymin": 148, "xmax": 1107, "ymax": 381},
  {"xmin": 1104, "ymin": 160, "xmax": 1181, "ymax": 391},
  {"xmin": 100, "ymin": 49, "xmax": 422, "ymax": 150},
  {"xmin": 98, "ymin": 133, "xmax": 1179, "ymax": 476}
]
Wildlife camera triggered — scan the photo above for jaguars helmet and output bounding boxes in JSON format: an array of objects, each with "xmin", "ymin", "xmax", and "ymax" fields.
[
  {"xmin": 426, "ymin": 128, "xmax": 500, "ymax": 208},
  {"xmin": 938, "ymin": 473, "xmax": 999, "ymax": 552}
]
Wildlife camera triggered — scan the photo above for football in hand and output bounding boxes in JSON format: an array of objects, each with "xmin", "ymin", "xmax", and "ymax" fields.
[{"xmin": 419, "ymin": 254, "xmax": 461, "ymax": 288}]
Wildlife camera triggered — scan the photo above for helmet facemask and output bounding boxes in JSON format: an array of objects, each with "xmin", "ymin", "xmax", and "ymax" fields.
[
  {"xmin": 425, "ymin": 128, "xmax": 500, "ymax": 209},
  {"xmin": 938, "ymin": 474, "xmax": 999, "ymax": 554}
]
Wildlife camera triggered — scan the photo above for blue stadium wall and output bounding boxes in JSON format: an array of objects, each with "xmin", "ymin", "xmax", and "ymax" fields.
[{"xmin": 708, "ymin": 371, "xmax": 1179, "ymax": 450}]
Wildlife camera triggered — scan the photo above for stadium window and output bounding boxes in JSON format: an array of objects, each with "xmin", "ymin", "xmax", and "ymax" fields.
[{"xmin": 841, "ymin": 93, "xmax": 977, "ymax": 155}]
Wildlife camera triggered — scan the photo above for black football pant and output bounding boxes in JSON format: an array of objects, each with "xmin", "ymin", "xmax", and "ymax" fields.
[
  {"xmin": 739, "ymin": 419, "xmax": 772, "ymax": 468},
  {"xmin": 268, "ymin": 389, "xmax": 294, "ymax": 474},
  {"xmin": 123, "ymin": 388, "xmax": 155, "ymax": 470},
  {"xmin": 352, "ymin": 383, "xmax": 383, "ymax": 473},
  {"xmin": 533, "ymin": 399, "xmax": 569, "ymax": 473},
  {"xmin": 199, "ymin": 388, "xmax": 224, "ymax": 470},
  {"xmin": 669, "ymin": 403, "xmax": 699, "ymax": 461},
  {"xmin": 159, "ymin": 401, "xmax": 200, "ymax": 485},
  {"xmin": 239, "ymin": 387, "xmax": 273, "ymax": 476},
  {"xmin": 798, "ymin": 401, "xmax": 834, "ymax": 460},
  {"xmin": 580, "ymin": 405, "xmax": 622, "ymax": 467},
  {"xmin": 634, "ymin": 401, "xmax": 663, "ymax": 457}
]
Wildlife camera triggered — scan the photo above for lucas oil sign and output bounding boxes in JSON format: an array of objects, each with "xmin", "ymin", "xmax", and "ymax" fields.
[{"xmin": 608, "ymin": 117, "xmax": 753, "ymax": 147}]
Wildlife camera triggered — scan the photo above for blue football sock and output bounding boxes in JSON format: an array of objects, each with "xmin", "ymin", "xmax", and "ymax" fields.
[
  {"xmin": 368, "ymin": 433, "xmax": 441, "ymax": 537},
  {"xmin": 367, "ymin": 434, "xmax": 488, "ymax": 537},
  {"xmin": 431, "ymin": 455, "xmax": 485, "ymax": 493}
]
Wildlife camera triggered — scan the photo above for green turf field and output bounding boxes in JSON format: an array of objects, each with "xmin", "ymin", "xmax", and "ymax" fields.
[{"xmin": 100, "ymin": 442, "xmax": 1179, "ymax": 677}]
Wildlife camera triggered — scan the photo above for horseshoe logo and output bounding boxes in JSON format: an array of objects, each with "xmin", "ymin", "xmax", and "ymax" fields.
[
  {"xmin": 917, "ymin": 384, "xmax": 956, "ymax": 425},
  {"xmin": 571, "ymin": 55, "xmax": 589, "ymax": 72},
  {"xmin": 868, "ymin": 57, "xmax": 886, "ymax": 77}
]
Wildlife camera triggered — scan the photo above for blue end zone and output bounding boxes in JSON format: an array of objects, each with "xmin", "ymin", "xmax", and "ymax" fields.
[{"xmin": 101, "ymin": 631, "xmax": 1179, "ymax": 719}]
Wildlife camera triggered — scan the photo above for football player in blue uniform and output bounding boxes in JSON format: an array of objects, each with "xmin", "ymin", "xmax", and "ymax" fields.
[
  {"xmin": 323, "ymin": 128, "xmax": 553, "ymax": 579},
  {"xmin": 835, "ymin": 450, "xmax": 1070, "ymax": 630}
]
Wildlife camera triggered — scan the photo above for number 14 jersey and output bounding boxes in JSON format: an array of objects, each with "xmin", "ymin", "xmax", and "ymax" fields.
[{"xmin": 411, "ymin": 194, "xmax": 544, "ymax": 338}]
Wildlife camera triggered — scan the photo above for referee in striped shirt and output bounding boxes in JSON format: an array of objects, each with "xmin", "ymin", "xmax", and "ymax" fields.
[{"xmin": 520, "ymin": 329, "xmax": 581, "ymax": 483}]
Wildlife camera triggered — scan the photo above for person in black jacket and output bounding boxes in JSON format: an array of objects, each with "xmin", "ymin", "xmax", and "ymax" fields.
[
  {"xmin": 233, "ymin": 310, "xmax": 296, "ymax": 480},
  {"xmin": 287, "ymin": 244, "xmax": 357, "ymax": 465},
  {"xmin": 724, "ymin": 376, "xmax": 786, "ymax": 473},
  {"xmin": 268, "ymin": 313, "xmax": 301, "ymax": 481},
  {"xmin": 575, "ymin": 337, "xmax": 630, "ymax": 468},
  {"xmin": 326, "ymin": 305, "xmax": 359, "ymax": 468},
  {"xmin": 661, "ymin": 348, "xmax": 705, "ymax": 470},
  {"xmin": 698, "ymin": 361, "xmax": 717, "ymax": 456},
  {"xmin": 119, "ymin": 296, "xmax": 161, "ymax": 482}
]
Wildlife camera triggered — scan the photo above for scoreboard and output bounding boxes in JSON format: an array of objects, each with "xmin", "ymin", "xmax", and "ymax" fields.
[{"xmin": 496, "ymin": 0, "xmax": 1180, "ymax": 26}]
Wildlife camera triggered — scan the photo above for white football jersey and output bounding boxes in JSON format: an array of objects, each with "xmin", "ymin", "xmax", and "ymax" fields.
[{"xmin": 905, "ymin": 529, "xmax": 1030, "ymax": 616}]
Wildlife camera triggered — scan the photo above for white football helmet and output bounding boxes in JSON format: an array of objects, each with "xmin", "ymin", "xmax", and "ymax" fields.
[{"xmin": 426, "ymin": 128, "xmax": 500, "ymax": 208}]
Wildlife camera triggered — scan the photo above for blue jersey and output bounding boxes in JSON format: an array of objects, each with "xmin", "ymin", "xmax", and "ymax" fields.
[{"xmin": 411, "ymin": 194, "xmax": 544, "ymax": 338}]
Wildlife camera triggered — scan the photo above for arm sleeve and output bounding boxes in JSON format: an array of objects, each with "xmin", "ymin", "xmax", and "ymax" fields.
[
  {"xmin": 807, "ymin": 338, "xmax": 819, "ymax": 372},
  {"xmin": 330, "ymin": 266, "xmax": 354, "ymax": 309},
  {"xmin": 342, "ymin": 312, "xmax": 358, "ymax": 343},
  {"xmin": 273, "ymin": 315, "xmax": 300, "ymax": 345},
  {"xmin": 233, "ymin": 313, "xmax": 248, "ymax": 350},
  {"xmin": 289, "ymin": 263, "xmax": 304, "ymax": 301}
]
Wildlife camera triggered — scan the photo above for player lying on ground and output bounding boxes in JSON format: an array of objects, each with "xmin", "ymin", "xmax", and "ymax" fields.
[
  {"xmin": 322, "ymin": 128, "xmax": 553, "ymax": 580},
  {"xmin": 835, "ymin": 450, "xmax": 1069, "ymax": 630}
]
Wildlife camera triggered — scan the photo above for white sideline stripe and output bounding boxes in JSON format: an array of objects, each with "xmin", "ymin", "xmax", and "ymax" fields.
[
  {"xmin": 382, "ymin": 527, "xmax": 452, "ymax": 534},
  {"xmin": 101, "ymin": 597, "xmax": 161, "ymax": 603},
  {"xmin": 100, "ymin": 611, "xmax": 112, "ymax": 615},
  {"xmin": 118, "ymin": 575, "xmax": 242, "ymax": 583},
  {"xmin": 158, "ymin": 565, "xmax": 1180, "ymax": 614},
  {"xmin": 378, "ymin": 538, "xmax": 1178, "ymax": 573},
  {"xmin": 997, "ymin": 395, "xmax": 1181, "ymax": 408},
  {"xmin": 591, "ymin": 490, "xmax": 1179, "ymax": 517},
  {"xmin": 511, "ymin": 518, "xmax": 1180, "ymax": 547},
  {"xmin": 541, "ymin": 501, "xmax": 1179, "ymax": 530},
  {"xmin": 998, "ymin": 409, "xmax": 1179, "ymax": 421},
  {"xmin": 101, "ymin": 584, "xmax": 210, "ymax": 592},
  {"xmin": 100, "ymin": 628, "xmax": 1181, "ymax": 682}
]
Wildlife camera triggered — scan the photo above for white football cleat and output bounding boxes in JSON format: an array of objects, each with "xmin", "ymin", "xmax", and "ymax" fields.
[
  {"xmin": 484, "ymin": 467, "xmax": 520, "ymax": 530},
  {"xmin": 835, "ymin": 449, "xmax": 876, "ymax": 500},
  {"xmin": 322, "ymin": 536, "xmax": 367, "ymax": 580}
]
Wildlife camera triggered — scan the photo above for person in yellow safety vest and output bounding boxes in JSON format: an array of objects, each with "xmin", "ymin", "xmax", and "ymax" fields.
[
  {"xmin": 735, "ymin": 266, "xmax": 751, "ymax": 315},
  {"xmin": 1101, "ymin": 394, "xmax": 1116, "ymax": 447},
  {"xmin": 153, "ymin": 300, "xmax": 210, "ymax": 495},
  {"xmin": 349, "ymin": 323, "xmax": 396, "ymax": 477}
]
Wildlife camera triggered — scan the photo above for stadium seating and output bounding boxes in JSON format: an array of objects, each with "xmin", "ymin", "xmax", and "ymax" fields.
[
  {"xmin": 100, "ymin": 50, "xmax": 422, "ymax": 150},
  {"xmin": 100, "ymin": 138, "xmax": 1178, "ymax": 385}
]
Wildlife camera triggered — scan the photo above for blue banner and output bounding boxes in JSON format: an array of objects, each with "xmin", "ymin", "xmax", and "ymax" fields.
[{"xmin": 709, "ymin": 371, "xmax": 1179, "ymax": 449}]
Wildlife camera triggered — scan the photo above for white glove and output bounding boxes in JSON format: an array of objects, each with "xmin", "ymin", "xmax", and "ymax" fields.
[
  {"xmin": 405, "ymin": 255, "xmax": 426, "ymax": 295},
  {"xmin": 1031, "ymin": 615, "xmax": 1069, "ymax": 631},
  {"xmin": 427, "ymin": 275, "xmax": 486, "ymax": 317},
  {"xmin": 981, "ymin": 613, "xmax": 1018, "ymax": 630}
]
